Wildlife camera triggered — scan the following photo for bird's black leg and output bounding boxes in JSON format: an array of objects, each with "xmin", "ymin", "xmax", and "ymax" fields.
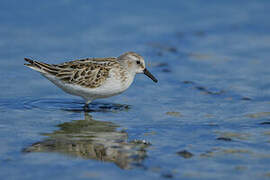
[
  {"xmin": 83, "ymin": 103, "xmax": 89, "ymax": 111},
  {"xmin": 83, "ymin": 100, "xmax": 91, "ymax": 112}
]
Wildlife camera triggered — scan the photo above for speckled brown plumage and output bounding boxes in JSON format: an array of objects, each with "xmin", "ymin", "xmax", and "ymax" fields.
[{"xmin": 24, "ymin": 57, "xmax": 121, "ymax": 88}]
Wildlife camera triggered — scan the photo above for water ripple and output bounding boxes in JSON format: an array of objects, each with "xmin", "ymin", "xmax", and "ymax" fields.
[{"xmin": 0, "ymin": 98, "xmax": 130, "ymax": 113}]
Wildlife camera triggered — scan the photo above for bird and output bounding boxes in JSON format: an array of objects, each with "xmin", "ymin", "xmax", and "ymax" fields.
[{"xmin": 24, "ymin": 52, "xmax": 158, "ymax": 110}]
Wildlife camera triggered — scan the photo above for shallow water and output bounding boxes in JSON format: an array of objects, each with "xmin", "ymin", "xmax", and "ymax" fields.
[{"xmin": 1, "ymin": 0, "xmax": 270, "ymax": 179}]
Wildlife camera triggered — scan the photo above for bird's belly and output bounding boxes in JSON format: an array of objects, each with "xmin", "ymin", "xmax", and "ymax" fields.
[
  {"xmin": 43, "ymin": 73, "xmax": 134, "ymax": 100},
  {"xmin": 92, "ymin": 75, "xmax": 134, "ymax": 98}
]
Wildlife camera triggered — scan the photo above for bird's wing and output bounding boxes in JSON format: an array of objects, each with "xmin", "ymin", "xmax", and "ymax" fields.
[{"xmin": 24, "ymin": 57, "xmax": 117, "ymax": 88}]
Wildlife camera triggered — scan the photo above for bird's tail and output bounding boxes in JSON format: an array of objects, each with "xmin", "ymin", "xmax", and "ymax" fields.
[{"xmin": 24, "ymin": 58, "xmax": 59, "ymax": 75}]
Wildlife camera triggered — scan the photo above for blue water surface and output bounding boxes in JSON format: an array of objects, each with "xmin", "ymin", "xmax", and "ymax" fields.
[{"xmin": 1, "ymin": 0, "xmax": 270, "ymax": 179}]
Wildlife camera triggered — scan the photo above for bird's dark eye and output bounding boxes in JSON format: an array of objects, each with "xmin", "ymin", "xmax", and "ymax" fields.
[{"xmin": 136, "ymin": 61, "xmax": 140, "ymax": 65}]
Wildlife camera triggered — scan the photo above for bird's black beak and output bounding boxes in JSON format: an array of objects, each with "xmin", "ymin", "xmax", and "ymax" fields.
[{"xmin": 143, "ymin": 68, "xmax": 158, "ymax": 83}]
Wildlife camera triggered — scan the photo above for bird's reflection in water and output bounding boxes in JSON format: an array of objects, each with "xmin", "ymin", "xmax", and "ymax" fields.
[{"xmin": 23, "ymin": 111, "xmax": 150, "ymax": 169}]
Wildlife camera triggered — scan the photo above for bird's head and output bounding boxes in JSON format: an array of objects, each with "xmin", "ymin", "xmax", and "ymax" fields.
[{"xmin": 118, "ymin": 52, "xmax": 158, "ymax": 83}]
